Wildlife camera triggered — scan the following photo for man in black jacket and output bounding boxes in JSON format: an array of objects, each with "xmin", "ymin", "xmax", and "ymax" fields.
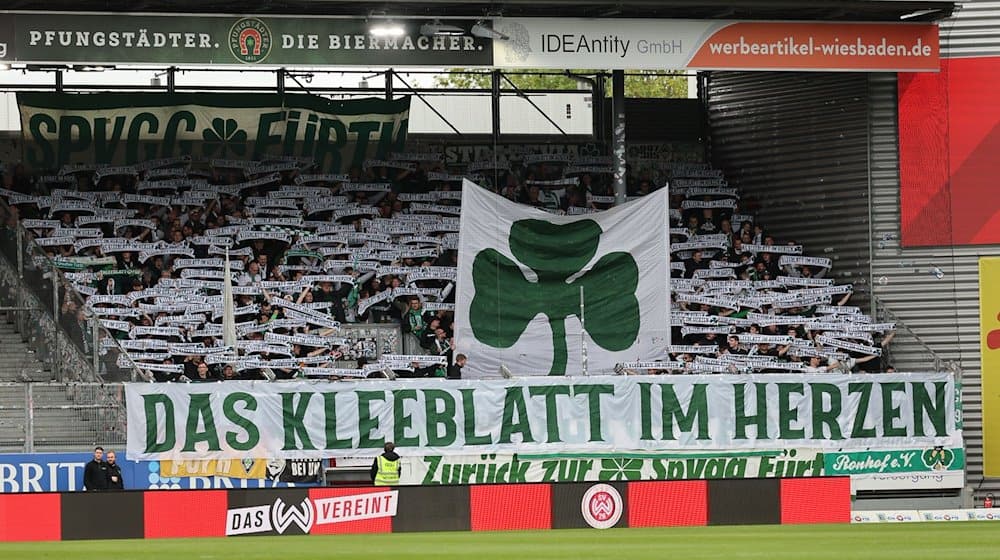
[
  {"xmin": 83, "ymin": 446, "xmax": 108, "ymax": 492},
  {"xmin": 105, "ymin": 450, "xmax": 124, "ymax": 490},
  {"xmin": 447, "ymin": 354, "xmax": 466, "ymax": 379}
]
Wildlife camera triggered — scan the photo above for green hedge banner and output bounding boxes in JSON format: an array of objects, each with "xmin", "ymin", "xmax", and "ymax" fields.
[
  {"xmin": 125, "ymin": 373, "xmax": 961, "ymax": 461},
  {"xmin": 17, "ymin": 92, "xmax": 410, "ymax": 172},
  {"xmin": 403, "ymin": 450, "xmax": 825, "ymax": 485}
]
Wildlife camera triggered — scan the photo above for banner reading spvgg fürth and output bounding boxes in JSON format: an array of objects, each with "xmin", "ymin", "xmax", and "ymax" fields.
[
  {"xmin": 17, "ymin": 93, "xmax": 409, "ymax": 172},
  {"xmin": 125, "ymin": 373, "xmax": 960, "ymax": 461}
]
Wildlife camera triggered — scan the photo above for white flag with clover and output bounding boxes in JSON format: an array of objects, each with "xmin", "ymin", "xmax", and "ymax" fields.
[{"xmin": 456, "ymin": 180, "xmax": 670, "ymax": 378}]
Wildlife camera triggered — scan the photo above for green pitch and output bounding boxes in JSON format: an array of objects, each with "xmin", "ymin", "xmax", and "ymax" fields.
[{"xmin": 0, "ymin": 523, "xmax": 996, "ymax": 560}]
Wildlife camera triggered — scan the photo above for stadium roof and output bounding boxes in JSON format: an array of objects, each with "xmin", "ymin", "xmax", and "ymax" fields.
[{"xmin": 9, "ymin": 1, "xmax": 956, "ymax": 21}]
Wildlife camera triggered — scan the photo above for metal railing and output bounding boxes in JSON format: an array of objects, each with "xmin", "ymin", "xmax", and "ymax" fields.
[
  {"xmin": 0, "ymin": 202, "xmax": 145, "ymax": 383},
  {"xmin": 0, "ymin": 382, "xmax": 126, "ymax": 453},
  {"xmin": 872, "ymin": 294, "xmax": 963, "ymax": 380}
]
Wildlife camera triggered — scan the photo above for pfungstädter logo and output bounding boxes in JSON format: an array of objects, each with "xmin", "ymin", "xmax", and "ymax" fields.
[{"xmin": 229, "ymin": 18, "xmax": 272, "ymax": 64}]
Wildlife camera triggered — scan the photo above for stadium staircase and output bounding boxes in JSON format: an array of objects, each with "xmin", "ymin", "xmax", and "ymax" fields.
[
  {"xmin": 0, "ymin": 311, "xmax": 52, "ymax": 383},
  {"xmin": 0, "ymin": 310, "xmax": 124, "ymax": 453},
  {"xmin": 0, "ymin": 310, "xmax": 48, "ymax": 451}
]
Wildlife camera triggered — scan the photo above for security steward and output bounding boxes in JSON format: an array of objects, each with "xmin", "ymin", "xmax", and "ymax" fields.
[
  {"xmin": 105, "ymin": 450, "xmax": 125, "ymax": 490},
  {"xmin": 83, "ymin": 446, "xmax": 109, "ymax": 492},
  {"xmin": 370, "ymin": 442, "xmax": 401, "ymax": 486}
]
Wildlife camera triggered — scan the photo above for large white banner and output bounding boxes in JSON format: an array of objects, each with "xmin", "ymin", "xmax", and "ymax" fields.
[
  {"xmin": 125, "ymin": 373, "xmax": 960, "ymax": 461},
  {"xmin": 455, "ymin": 180, "xmax": 670, "ymax": 378}
]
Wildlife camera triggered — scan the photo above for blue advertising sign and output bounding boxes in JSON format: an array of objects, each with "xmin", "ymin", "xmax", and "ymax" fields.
[
  {"xmin": 0, "ymin": 452, "xmax": 133, "ymax": 492},
  {"xmin": 0, "ymin": 453, "xmax": 317, "ymax": 493}
]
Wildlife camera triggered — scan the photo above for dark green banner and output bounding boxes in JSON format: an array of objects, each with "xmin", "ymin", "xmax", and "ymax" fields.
[
  {"xmin": 18, "ymin": 92, "xmax": 410, "ymax": 172},
  {"xmin": 0, "ymin": 13, "xmax": 492, "ymax": 66}
]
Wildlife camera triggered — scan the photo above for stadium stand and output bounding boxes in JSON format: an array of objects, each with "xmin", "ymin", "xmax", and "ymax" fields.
[{"xmin": 0, "ymin": 150, "xmax": 896, "ymax": 381}]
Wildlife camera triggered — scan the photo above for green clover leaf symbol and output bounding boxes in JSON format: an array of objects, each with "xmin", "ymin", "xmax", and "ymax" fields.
[
  {"xmin": 598, "ymin": 458, "xmax": 644, "ymax": 481},
  {"xmin": 201, "ymin": 118, "xmax": 248, "ymax": 158},
  {"xmin": 921, "ymin": 447, "xmax": 954, "ymax": 469},
  {"xmin": 469, "ymin": 219, "xmax": 640, "ymax": 375}
]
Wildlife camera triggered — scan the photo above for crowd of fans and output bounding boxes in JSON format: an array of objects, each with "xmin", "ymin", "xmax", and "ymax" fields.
[
  {"xmin": 655, "ymin": 164, "xmax": 896, "ymax": 375},
  {"xmin": 0, "ymin": 150, "xmax": 895, "ymax": 381}
]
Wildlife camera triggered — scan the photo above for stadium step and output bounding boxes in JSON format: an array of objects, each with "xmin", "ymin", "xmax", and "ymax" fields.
[
  {"xmin": 0, "ymin": 342, "xmax": 52, "ymax": 381},
  {"xmin": 0, "ymin": 308, "xmax": 77, "ymax": 452},
  {"xmin": 0, "ymin": 369, "xmax": 53, "ymax": 383},
  {"xmin": 0, "ymin": 313, "xmax": 52, "ymax": 383}
]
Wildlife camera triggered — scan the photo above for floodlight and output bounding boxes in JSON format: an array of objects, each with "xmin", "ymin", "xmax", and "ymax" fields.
[
  {"xmin": 471, "ymin": 22, "xmax": 509, "ymax": 41},
  {"xmin": 420, "ymin": 20, "xmax": 465, "ymax": 37},
  {"xmin": 900, "ymin": 9, "xmax": 940, "ymax": 20},
  {"xmin": 370, "ymin": 21, "xmax": 405, "ymax": 38}
]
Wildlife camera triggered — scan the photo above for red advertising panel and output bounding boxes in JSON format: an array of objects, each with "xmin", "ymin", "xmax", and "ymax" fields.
[
  {"xmin": 307, "ymin": 487, "xmax": 395, "ymax": 534},
  {"xmin": 144, "ymin": 490, "xmax": 228, "ymax": 538},
  {"xmin": 690, "ymin": 22, "xmax": 939, "ymax": 72},
  {"xmin": 470, "ymin": 484, "xmax": 552, "ymax": 531},
  {"xmin": 627, "ymin": 480, "xmax": 708, "ymax": 527},
  {"xmin": 780, "ymin": 477, "xmax": 852, "ymax": 524},
  {"xmin": 0, "ymin": 477, "xmax": 850, "ymax": 542},
  {"xmin": 899, "ymin": 56, "xmax": 1000, "ymax": 246},
  {"xmin": 0, "ymin": 493, "xmax": 61, "ymax": 542}
]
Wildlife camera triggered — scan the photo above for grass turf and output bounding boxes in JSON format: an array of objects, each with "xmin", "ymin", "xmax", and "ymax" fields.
[{"xmin": 0, "ymin": 523, "xmax": 996, "ymax": 560}]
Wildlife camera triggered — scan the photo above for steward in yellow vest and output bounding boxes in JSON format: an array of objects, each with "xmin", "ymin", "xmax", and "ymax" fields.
[{"xmin": 371, "ymin": 442, "xmax": 401, "ymax": 486}]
